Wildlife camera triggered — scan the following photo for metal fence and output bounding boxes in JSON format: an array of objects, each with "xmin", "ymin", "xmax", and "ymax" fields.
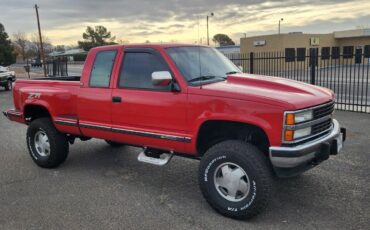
[
  {"xmin": 46, "ymin": 58, "xmax": 68, "ymax": 77},
  {"xmin": 225, "ymin": 51, "xmax": 370, "ymax": 113}
]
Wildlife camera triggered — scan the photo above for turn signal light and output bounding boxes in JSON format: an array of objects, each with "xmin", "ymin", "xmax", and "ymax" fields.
[
  {"xmin": 284, "ymin": 130, "xmax": 294, "ymax": 141},
  {"xmin": 286, "ymin": 114, "xmax": 295, "ymax": 125}
]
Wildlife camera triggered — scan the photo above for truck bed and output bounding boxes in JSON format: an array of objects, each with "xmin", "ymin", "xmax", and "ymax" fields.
[{"xmin": 12, "ymin": 77, "xmax": 81, "ymax": 132}]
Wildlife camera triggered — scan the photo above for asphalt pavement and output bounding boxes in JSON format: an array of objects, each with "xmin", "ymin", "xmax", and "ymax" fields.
[{"xmin": 0, "ymin": 89, "xmax": 369, "ymax": 229}]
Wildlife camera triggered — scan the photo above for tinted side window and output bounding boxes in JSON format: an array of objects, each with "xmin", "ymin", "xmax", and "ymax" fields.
[
  {"xmin": 89, "ymin": 50, "xmax": 117, "ymax": 88},
  {"xmin": 119, "ymin": 52, "xmax": 171, "ymax": 90}
]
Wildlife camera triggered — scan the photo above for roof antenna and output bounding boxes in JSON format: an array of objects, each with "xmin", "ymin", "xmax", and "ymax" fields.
[{"xmin": 197, "ymin": 15, "xmax": 202, "ymax": 89}]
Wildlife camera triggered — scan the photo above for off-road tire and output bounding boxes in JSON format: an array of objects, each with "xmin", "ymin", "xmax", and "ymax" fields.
[
  {"xmin": 105, "ymin": 140, "xmax": 125, "ymax": 147},
  {"xmin": 27, "ymin": 117, "xmax": 69, "ymax": 168},
  {"xmin": 199, "ymin": 140, "xmax": 272, "ymax": 219}
]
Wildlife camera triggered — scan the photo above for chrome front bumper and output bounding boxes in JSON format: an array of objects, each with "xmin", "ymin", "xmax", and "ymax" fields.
[{"xmin": 269, "ymin": 119, "xmax": 346, "ymax": 177}]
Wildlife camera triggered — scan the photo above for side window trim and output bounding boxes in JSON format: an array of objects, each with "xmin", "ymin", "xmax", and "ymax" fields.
[
  {"xmin": 117, "ymin": 48, "xmax": 175, "ymax": 91},
  {"xmin": 89, "ymin": 49, "xmax": 118, "ymax": 88}
]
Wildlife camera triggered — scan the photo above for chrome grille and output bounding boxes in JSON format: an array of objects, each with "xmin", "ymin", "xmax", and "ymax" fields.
[
  {"xmin": 312, "ymin": 118, "xmax": 332, "ymax": 135},
  {"xmin": 313, "ymin": 101, "xmax": 335, "ymax": 119},
  {"xmin": 283, "ymin": 101, "xmax": 335, "ymax": 145}
]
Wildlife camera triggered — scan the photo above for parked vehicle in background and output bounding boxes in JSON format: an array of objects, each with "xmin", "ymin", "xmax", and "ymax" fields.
[
  {"xmin": 3, "ymin": 44, "xmax": 346, "ymax": 219},
  {"xmin": 0, "ymin": 66, "xmax": 16, "ymax": 91},
  {"xmin": 31, "ymin": 58, "xmax": 42, "ymax": 67}
]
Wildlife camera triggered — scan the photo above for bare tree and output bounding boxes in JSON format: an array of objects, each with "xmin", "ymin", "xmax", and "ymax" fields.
[
  {"xmin": 117, "ymin": 39, "xmax": 130, "ymax": 45},
  {"xmin": 12, "ymin": 32, "xmax": 28, "ymax": 61},
  {"xmin": 30, "ymin": 33, "xmax": 52, "ymax": 57}
]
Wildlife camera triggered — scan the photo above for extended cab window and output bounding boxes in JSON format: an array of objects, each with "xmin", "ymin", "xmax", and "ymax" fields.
[
  {"xmin": 89, "ymin": 50, "xmax": 117, "ymax": 88},
  {"xmin": 119, "ymin": 52, "xmax": 171, "ymax": 90}
]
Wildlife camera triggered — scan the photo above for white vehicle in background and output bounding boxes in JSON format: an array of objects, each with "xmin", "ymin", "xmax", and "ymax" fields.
[{"xmin": 0, "ymin": 66, "xmax": 16, "ymax": 91}]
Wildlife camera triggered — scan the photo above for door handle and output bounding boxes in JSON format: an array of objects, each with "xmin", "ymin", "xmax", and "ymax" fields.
[{"xmin": 112, "ymin": 96, "xmax": 122, "ymax": 103}]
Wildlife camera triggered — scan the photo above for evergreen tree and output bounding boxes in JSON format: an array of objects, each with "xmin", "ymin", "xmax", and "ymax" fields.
[
  {"xmin": 0, "ymin": 23, "xmax": 15, "ymax": 66},
  {"xmin": 78, "ymin": 26, "xmax": 116, "ymax": 51}
]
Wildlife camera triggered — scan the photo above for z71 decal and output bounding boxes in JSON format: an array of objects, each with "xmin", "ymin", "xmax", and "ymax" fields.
[{"xmin": 28, "ymin": 93, "xmax": 41, "ymax": 99}]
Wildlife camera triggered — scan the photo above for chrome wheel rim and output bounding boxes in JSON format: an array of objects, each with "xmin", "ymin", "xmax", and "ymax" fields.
[
  {"xmin": 213, "ymin": 162, "xmax": 250, "ymax": 202},
  {"xmin": 34, "ymin": 130, "xmax": 50, "ymax": 157}
]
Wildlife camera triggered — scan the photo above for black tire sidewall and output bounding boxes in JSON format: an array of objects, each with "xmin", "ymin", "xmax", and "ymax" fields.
[
  {"xmin": 27, "ymin": 125, "xmax": 50, "ymax": 163},
  {"xmin": 26, "ymin": 118, "xmax": 68, "ymax": 168},
  {"xmin": 202, "ymin": 153, "xmax": 259, "ymax": 213},
  {"xmin": 8, "ymin": 80, "xmax": 12, "ymax": 90},
  {"xmin": 5, "ymin": 80, "xmax": 11, "ymax": 91},
  {"xmin": 199, "ymin": 141, "xmax": 271, "ymax": 219}
]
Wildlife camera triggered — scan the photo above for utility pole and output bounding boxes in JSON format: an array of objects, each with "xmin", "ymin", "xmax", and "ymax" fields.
[
  {"xmin": 206, "ymin": 12, "xmax": 214, "ymax": 46},
  {"xmin": 35, "ymin": 4, "xmax": 47, "ymax": 77},
  {"xmin": 278, "ymin": 18, "xmax": 284, "ymax": 34}
]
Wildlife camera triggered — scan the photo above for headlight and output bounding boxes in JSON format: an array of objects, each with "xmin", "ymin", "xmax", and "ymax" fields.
[
  {"xmin": 293, "ymin": 127, "xmax": 311, "ymax": 139},
  {"xmin": 295, "ymin": 110, "xmax": 313, "ymax": 123},
  {"xmin": 284, "ymin": 110, "xmax": 314, "ymax": 142},
  {"xmin": 285, "ymin": 110, "xmax": 313, "ymax": 125},
  {"xmin": 284, "ymin": 127, "xmax": 312, "ymax": 141}
]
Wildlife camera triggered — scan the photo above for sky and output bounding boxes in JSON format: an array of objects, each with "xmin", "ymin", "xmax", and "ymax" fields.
[{"xmin": 0, "ymin": 0, "xmax": 370, "ymax": 46}]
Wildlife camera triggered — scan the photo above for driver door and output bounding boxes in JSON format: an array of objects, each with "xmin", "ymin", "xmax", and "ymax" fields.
[{"xmin": 111, "ymin": 48, "xmax": 189, "ymax": 151}]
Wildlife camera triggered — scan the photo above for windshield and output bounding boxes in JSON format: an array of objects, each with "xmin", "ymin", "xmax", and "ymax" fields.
[{"xmin": 165, "ymin": 46, "xmax": 241, "ymax": 85}]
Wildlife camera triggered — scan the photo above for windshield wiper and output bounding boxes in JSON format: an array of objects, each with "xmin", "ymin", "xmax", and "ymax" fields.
[
  {"xmin": 188, "ymin": 75, "xmax": 224, "ymax": 83},
  {"xmin": 225, "ymin": 71, "xmax": 240, "ymax": 75}
]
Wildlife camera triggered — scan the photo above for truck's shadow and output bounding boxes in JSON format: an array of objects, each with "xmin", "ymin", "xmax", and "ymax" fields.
[{"xmin": 58, "ymin": 140, "xmax": 328, "ymax": 224}]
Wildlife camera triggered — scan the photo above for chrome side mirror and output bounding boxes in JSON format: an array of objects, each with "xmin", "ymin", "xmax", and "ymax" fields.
[{"xmin": 151, "ymin": 71, "xmax": 172, "ymax": 86}]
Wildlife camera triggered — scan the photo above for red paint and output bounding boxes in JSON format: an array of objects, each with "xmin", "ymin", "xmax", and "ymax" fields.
[{"xmin": 6, "ymin": 44, "xmax": 335, "ymax": 155}]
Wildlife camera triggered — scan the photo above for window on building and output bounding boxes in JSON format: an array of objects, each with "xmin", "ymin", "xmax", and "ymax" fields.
[
  {"xmin": 355, "ymin": 47, "xmax": 362, "ymax": 64},
  {"xmin": 331, "ymin": 47, "xmax": 340, "ymax": 59},
  {"xmin": 321, "ymin": 47, "xmax": 330, "ymax": 60},
  {"xmin": 89, "ymin": 50, "xmax": 117, "ymax": 88},
  {"xmin": 364, "ymin": 45, "xmax": 370, "ymax": 58},
  {"xmin": 119, "ymin": 52, "xmax": 172, "ymax": 90},
  {"xmin": 343, "ymin": 46, "xmax": 354, "ymax": 58},
  {"xmin": 296, "ymin": 48, "xmax": 306, "ymax": 62},
  {"xmin": 285, "ymin": 48, "xmax": 295, "ymax": 62},
  {"xmin": 309, "ymin": 48, "xmax": 318, "ymax": 67}
]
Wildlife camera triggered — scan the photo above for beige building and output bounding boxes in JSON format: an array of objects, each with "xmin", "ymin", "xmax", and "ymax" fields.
[{"xmin": 240, "ymin": 29, "xmax": 370, "ymax": 56}]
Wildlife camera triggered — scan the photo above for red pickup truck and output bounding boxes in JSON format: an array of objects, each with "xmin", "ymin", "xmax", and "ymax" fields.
[{"xmin": 4, "ymin": 44, "xmax": 346, "ymax": 219}]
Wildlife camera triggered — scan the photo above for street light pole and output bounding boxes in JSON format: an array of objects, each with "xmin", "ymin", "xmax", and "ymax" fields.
[
  {"xmin": 35, "ymin": 4, "xmax": 47, "ymax": 77},
  {"xmin": 206, "ymin": 12, "xmax": 214, "ymax": 46},
  {"xmin": 278, "ymin": 18, "xmax": 284, "ymax": 34}
]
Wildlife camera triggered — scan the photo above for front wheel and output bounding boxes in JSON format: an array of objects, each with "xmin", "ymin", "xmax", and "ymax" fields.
[
  {"xmin": 4, "ymin": 79, "xmax": 12, "ymax": 91},
  {"xmin": 199, "ymin": 140, "xmax": 272, "ymax": 219},
  {"xmin": 27, "ymin": 118, "xmax": 69, "ymax": 168}
]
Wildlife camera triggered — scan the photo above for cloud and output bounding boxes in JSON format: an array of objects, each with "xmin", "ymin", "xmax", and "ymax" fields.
[
  {"xmin": 157, "ymin": 24, "xmax": 186, "ymax": 30},
  {"xmin": 0, "ymin": 0, "xmax": 369, "ymax": 45}
]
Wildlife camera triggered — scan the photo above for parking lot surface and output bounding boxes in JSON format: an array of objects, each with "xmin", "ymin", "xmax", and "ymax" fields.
[{"xmin": 0, "ymin": 90, "xmax": 369, "ymax": 229}]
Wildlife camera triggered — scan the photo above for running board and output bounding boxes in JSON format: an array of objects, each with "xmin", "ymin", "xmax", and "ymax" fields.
[{"xmin": 137, "ymin": 151, "xmax": 173, "ymax": 166}]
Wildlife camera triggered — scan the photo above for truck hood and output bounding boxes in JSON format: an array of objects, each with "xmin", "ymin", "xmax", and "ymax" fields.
[{"xmin": 190, "ymin": 74, "xmax": 334, "ymax": 110}]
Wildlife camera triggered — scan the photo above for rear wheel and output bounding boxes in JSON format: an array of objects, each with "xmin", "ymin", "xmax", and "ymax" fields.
[
  {"xmin": 199, "ymin": 140, "xmax": 272, "ymax": 219},
  {"xmin": 4, "ymin": 79, "xmax": 12, "ymax": 91},
  {"xmin": 27, "ymin": 118, "xmax": 69, "ymax": 168},
  {"xmin": 105, "ymin": 140, "xmax": 125, "ymax": 147}
]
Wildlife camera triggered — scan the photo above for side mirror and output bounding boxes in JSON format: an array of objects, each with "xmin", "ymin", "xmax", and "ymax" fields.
[{"xmin": 152, "ymin": 71, "xmax": 172, "ymax": 86}]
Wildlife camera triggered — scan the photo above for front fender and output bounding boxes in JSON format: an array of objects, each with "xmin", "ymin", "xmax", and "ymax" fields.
[{"xmin": 186, "ymin": 96, "xmax": 285, "ymax": 153}]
